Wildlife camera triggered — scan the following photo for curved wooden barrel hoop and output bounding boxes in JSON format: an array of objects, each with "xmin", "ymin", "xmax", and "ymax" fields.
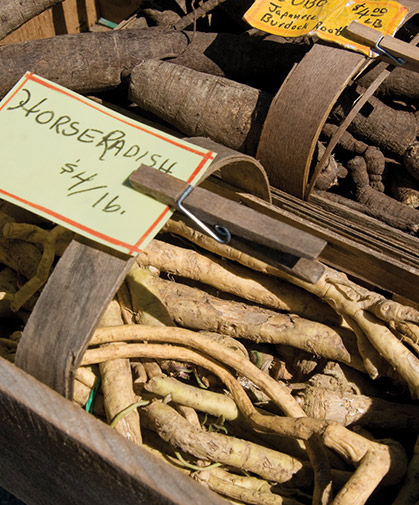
[
  {"xmin": 15, "ymin": 239, "xmax": 134, "ymax": 398},
  {"xmin": 257, "ymin": 1, "xmax": 419, "ymax": 199},
  {"xmin": 257, "ymin": 43, "xmax": 367, "ymax": 198}
]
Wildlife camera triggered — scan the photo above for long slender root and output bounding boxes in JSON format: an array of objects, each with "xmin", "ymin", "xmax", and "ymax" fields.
[
  {"xmin": 98, "ymin": 300, "xmax": 142, "ymax": 445},
  {"xmin": 2, "ymin": 223, "xmax": 72, "ymax": 311},
  {"xmin": 161, "ymin": 220, "xmax": 419, "ymax": 395},
  {"xmin": 194, "ymin": 466, "xmax": 306, "ymax": 505},
  {"xmin": 139, "ymin": 237, "xmax": 340, "ymax": 325},
  {"xmin": 85, "ymin": 326, "xmax": 406, "ymax": 504}
]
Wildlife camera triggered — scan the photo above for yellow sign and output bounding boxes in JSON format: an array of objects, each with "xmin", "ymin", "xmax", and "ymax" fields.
[
  {"xmin": 244, "ymin": 0, "xmax": 408, "ymax": 55},
  {"xmin": 0, "ymin": 73, "xmax": 215, "ymax": 255}
]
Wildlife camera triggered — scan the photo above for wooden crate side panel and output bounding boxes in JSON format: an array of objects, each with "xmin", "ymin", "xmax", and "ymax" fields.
[
  {"xmin": 1, "ymin": 0, "xmax": 99, "ymax": 45},
  {"xmin": 0, "ymin": 357, "xmax": 227, "ymax": 505},
  {"xmin": 98, "ymin": 0, "xmax": 140, "ymax": 23}
]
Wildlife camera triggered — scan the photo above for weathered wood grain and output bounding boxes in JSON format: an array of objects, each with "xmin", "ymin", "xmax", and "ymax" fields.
[
  {"xmin": 0, "ymin": 0, "xmax": 64, "ymax": 41},
  {"xmin": 15, "ymin": 239, "xmax": 134, "ymax": 399},
  {"xmin": 129, "ymin": 165, "xmax": 327, "ymax": 261},
  {"xmin": 344, "ymin": 21, "xmax": 419, "ymax": 71},
  {"xmin": 202, "ymin": 178, "xmax": 419, "ymax": 302},
  {"xmin": 256, "ymin": 43, "xmax": 367, "ymax": 198},
  {"xmin": 0, "ymin": 357, "xmax": 227, "ymax": 505}
]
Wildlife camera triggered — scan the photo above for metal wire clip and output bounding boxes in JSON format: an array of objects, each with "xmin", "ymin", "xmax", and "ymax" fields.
[
  {"xmin": 374, "ymin": 35, "xmax": 405, "ymax": 66},
  {"xmin": 177, "ymin": 185, "xmax": 231, "ymax": 244}
]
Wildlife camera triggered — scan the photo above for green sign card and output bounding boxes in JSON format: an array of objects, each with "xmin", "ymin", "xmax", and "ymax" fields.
[{"xmin": 0, "ymin": 72, "xmax": 215, "ymax": 255}]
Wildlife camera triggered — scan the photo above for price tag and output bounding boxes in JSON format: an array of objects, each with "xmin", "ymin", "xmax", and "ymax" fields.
[
  {"xmin": 0, "ymin": 73, "xmax": 215, "ymax": 255},
  {"xmin": 244, "ymin": 0, "xmax": 408, "ymax": 55}
]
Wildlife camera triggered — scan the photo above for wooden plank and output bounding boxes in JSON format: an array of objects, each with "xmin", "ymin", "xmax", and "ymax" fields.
[
  {"xmin": 344, "ymin": 21, "xmax": 419, "ymax": 72},
  {"xmin": 202, "ymin": 178, "xmax": 419, "ymax": 302},
  {"xmin": 15, "ymin": 239, "xmax": 134, "ymax": 399},
  {"xmin": 270, "ymin": 191, "xmax": 419, "ymax": 302},
  {"xmin": 98, "ymin": 0, "xmax": 140, "ymax": 23},
  {"xmin": 305, "ymin": 192, "xmax": 419, "ymax": 264},
  {"xmin": 1, "ymin": 0, "xmax": 99, "ymax": 45},
  {"xmin": 129, "ymin": 165, "xmax": 327, "ymax": 260},
  {"xmin": 61, "ymin": 0, "xmax": 99, "ymax": 33},
  {"xmin": 0, "ymin": 357, "xmax": 227, "ymax": 505}
]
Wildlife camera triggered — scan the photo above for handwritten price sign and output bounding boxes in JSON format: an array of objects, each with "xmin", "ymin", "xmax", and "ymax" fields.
[
  {"xmin": 0, "ymin": 73, "xmax": 215, "ymax": 255},
  {"xmin": 244, "ymin": 0, "xmax": 408, "ymax": 55}
]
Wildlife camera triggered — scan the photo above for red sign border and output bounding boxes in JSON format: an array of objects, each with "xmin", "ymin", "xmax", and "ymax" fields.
[{"xmin": 0, "ymin": 73, "xmax": 214, "ymax": 254}]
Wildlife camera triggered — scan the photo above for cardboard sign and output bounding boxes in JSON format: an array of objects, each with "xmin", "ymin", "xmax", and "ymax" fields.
[
  {"xmin": 244, "ymin": 0, "xmax": 408, "ymax": 55},
  {"xmin": 0, "ymin": 73, "xmax": 215, "ymax": 255}
]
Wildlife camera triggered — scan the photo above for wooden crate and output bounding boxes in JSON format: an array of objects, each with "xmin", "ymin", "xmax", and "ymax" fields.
[
  {"xmin": 0, "ymin": 3, "xmax": 418, "ymax": 504},
  {"xmin": 0, "ymin": 0, "xmax": 139, "ymax": 45},
  {"xmin": 1, "ymin": 0, "xmax": 99, "ymax": 45},
  {"xmin": 0, "ymin": 356, "xmax": 227, "ymax": 505}
]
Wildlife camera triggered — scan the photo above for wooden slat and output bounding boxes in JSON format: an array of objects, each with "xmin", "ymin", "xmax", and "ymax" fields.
[
  {"xmin": 0, "ymin": 357, "xmax": 227, "ymax": 505},
  {"xmin": 1, "ymin": 0, "xmax": 99, "ymax": 45},
  {"xmin": 307, "ymin": 192, "xmax": 419, "ymax": 264},
  {"xmin": 129, "ymin": 165, "xmax": 327, "ymax": 261},
  {"xmin": 15, "ymin": 239, "xmax": 134, "ymax": 399},
  {"xmin": 344, "ymin": 21, "xmax": 419, "ymax": 70},
  {"xmin": 271, "ymin": 191, "xmax": 419, "ymax": 301},
  {"xmin": 202, "ymin": 178, "xmax": 419, "ymax": 302},
  {"xmin": 98, "ymin": 0, "xmax": 141, "ymax": 23}
]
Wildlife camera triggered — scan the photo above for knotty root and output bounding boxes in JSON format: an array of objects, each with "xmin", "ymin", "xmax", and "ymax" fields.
[
  {"xmin": 391, "ymin": 173, "xmax": 419, "ymax": 208},
  {"xmin": 347, "ymin": 156, "xmax": 419, "ymax": 234},
  {"xmin": 194, "ymin": 466, "xmax": 306, "ymax": 505},
  {"xmin": 295, "ymin": 385, "xmax": 419, "ymax": 432},
  {"xmin": 363, "ymin": 146, "xmax": 386, "ymax": 192},
  {"xmin": 98, "ymin": 300, "xmax": 142, "ymax": 445},
  {"xmin": 393, "ymin": 434, "xmax": 419, "ymax": 505},
  {"xmin": 404, "ymin": 142, "xmax": 419, "ymax": 184},
  {"xmin": 331, "ymin": 88, "xmax": 417, "ymax": 159},
  {"xmin": 1, "ymin": 223, "xmax": 72, "ymax": 311},
  {"xmin": 321, "ymin": 124, "xmax": 385, "ymax": 192},
  {"xmin": 314, "ymin": 142, "xmax": 346, "ymax": 191},
  {"xmin": 143, "ymin": 400, "xmax": 314, "ymax": 487},
  {"xmin": 137, "ymin": 273, "xmax": 364, "ymax": 371},
  {"xmin": 161, "ymin": 219, "xmax": 419, "ymax": 395},
  {"xmin": 126, "ymin": 262, "xmax": 175, "ymax": 326},
  {"xmin": 83, "ymin": 335, "xmax": 403, "ymax": 504},
  {"xmin": 0, "ymin": 211, "xmax": 42, "ymax": 282},
  {"xmin": 139, "ymin": 238, "xmax": 340, "ymax": 325}
]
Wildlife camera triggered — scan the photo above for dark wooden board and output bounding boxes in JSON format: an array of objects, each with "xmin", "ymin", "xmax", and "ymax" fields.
[
  {"xmin": 0, "ymin": 357, "xmax": 227, "ymax": 505},
  {"xmin": 202, "ymin": 178, "xmax": 419, "ymax": 302},
  {"xmin": 15, "ymin": 239, "xmax": 134, "ymax": 399},
  {"xmin": 271, "ymin": 191, "xmax": 419, "ymax": 302},
  {"xmin": 129, "ymin": 165, "xmax": 327, "ymax": 260}
]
